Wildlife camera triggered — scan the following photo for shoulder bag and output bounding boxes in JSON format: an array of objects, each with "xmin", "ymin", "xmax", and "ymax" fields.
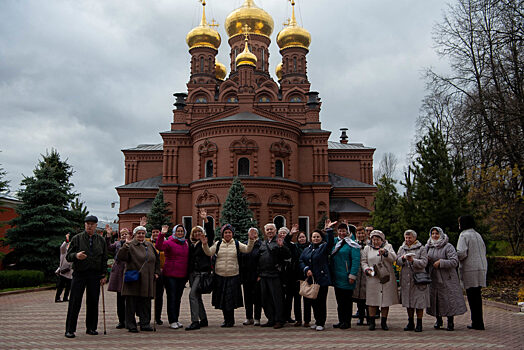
[
  {"xmin": 198, "ymin": 272, "xmax": 214, "ymax": 294},
  {"xmin": 373, "ymin": 256, "xmax": 390, "ymax": 284},
  {"xmin": 124, "ymin": 245, "xmax": 148, "ymax": 283},
  {"xmin": 299, "ymin": 276, "xmax": 320, "ymax": 299},
  {"xmin": 409, "ymin": 261, "xmax": 432, "ymax": 285}
]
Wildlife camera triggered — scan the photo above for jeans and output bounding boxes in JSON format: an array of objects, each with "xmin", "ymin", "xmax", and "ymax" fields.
[{"xmin": 164, "ymin": 276, "xmax": 186, "ymax": 324}]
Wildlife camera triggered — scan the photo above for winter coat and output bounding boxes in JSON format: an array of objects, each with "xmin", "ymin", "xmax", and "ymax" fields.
[
  {"xmin": 396, "ymin": 240, "xmax": 430, "ymax": 309},
  {"xmin": 57, "ymin": 241, "xmax": 73, "ymax": 279},
  {"xmin": 240, "ymin": 239, "xmax": 262, "ymax": 283},
  {"xmin": 299, "ymin": 228, "xmax": 335, "ymax": 287},
  {"xmin": 188, "ymin": 225, "xmax": 214, "ymax": 274},
  {"xmin": 425, "ymin": 231, "xmax": 467, "ymax": 317},
  {"xmin": 107, "ymin": 239, "xmax": 126, "ymax": 292},
  {"xmin": 361, "ymin": 242, "xmax": 399, "ymax": 307},
  {"xmin": 156, "ymin": 233, "xmax": 189, "ymax": 279},
  {"xmin": 457, "ymin": 228, "xmax": 488, "ymax": 289},
  {"xmin": 203, "ymin": 238, "xmax": 255, "ymax": 277},
  {"xmin": 257, "ymin": 237, "xmax": 291, "ymax": 278},
  {"xmin": 353, "ymin": 239, "xmax": 369, "ymax": 300},
  {"xmin": 66, "ymin": 231, "xmax": 108, "ymax": 277},
  {"xmin": 118, "ymin": 240, "xmax": 160, "ymax": 298},
  {"xmin": 281, "ymin": 234, "xmax": 301, "ymax": 286},
  {"xmin": 330, "ymin": 237, "xmax": 360, "ymax": 290}
]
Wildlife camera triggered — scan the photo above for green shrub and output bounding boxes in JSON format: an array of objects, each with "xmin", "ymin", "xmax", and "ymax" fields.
[
  {"xmin": 486, "ymin": 256, "xmax": 524, "ymax": 281},
  {"xmin": 0, "ymin": 270, "xmax": 45, "ymax": 289}
]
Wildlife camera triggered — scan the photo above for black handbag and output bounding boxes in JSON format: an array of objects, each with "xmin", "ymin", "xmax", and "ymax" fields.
[
  {"xmin": 409, "ymin": 262, "xmax": 432, "ymax": 285},
  {"xmin": 198, "ymin": 272, "xmax": 214, "ymax": 294}
]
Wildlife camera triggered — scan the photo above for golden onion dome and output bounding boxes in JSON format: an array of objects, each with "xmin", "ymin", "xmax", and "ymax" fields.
[
  {"xmin": 215, "ymin": 59, "xmax": 227, "ymax": 80},
  {"xmin": 276, "ymin": 0, "xmax": 311, "ymax": 50},
  {"xmin": 235, "ymin": 35, "xmax": 257, "ymax": 67},
  {"xmin": 275, "ymin": 62, "xmax": 283, "ymax": 80},
  {"xmin": 186, "ymin": 1, "xmax": 221, "ymax": 50},
  {"xmin": 225, "ymin": 0, "xmax": 274, "ymax": 39}
]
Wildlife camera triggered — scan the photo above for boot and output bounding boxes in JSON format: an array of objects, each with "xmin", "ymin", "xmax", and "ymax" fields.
[
  {"xmin": 415, "ymin": 318, "xmax": 423, "ymax": 332},
  {"xmin": 381, "ymin": 317, "xmax": 389, "ymax": 331},
  {"xmin": 447, "ymin": 317, "xmax": 454, "ymax": 331},
  {"xmin": 404, "ymin": 317, "xmax": 415, "ymax": 331},
  {"xmin": 434, "ymin": 316, "xmax": 443, "ymax": 329},
  {"xmin": 356, "ymin": 317, "xmax": 365, "ymax": 326},
  {"xmin": 368, "ymin": 317, "xmax": 376, "ymax": 331}
]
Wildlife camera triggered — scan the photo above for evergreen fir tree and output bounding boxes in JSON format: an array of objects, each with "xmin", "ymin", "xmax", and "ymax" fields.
[
  {"xmin": 70, "ymin": 198, "xmax": 89, "ymax": 234},
  {"xmin": 0, "ymin": 151, "xmax": 9, "ymax": 193},
  {"xmin": 369, "ymin": 174, "xmax": 404, "ymax": 248},
  {"xmin": 400, "ymin": 124, "xmax": 469, "ymax": 244},
  {"xmin": 146, "ymin": 189, "xmax": 172, "ymax": 233},
  {"xmin": 6, "ymin": 150, "xmax": 78, "ymax": 276},
  {"xmin": 218, "ymin": 178, "xmax": 257, "ymax": 241}
]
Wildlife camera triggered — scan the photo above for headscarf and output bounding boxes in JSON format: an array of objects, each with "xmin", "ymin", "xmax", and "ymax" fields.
[
  {"xmin": 427, "ymin": 226, "xmax": 446, "ymax": 247},
  {"xmin": 172, "ymin": 224, "xmax": 187, "ymax": 243}
]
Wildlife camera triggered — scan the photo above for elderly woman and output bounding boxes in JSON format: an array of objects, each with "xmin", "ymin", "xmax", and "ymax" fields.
[
  {"xmin": 353, "ymin": 226, "xmax": 369, "ymax": 326},
  {"xmin": 296, "ymin": 231, "xmax": 312, "ymax": 327},
  {"xmin": 299, "ymin": 220, "xmax": 337, "ymax": 331},
  {"xmin": 156, "ymin": 224, "xmax": 189, "ymax": 329},
  {"xmin": 117, "ymin": 226, "xmax": 160, "ymax": 332},
  {"xmin": 331, "ymin": 223, "xmax": 361, "ymax": 329},
  {"xmin": 55, "ymin": 233, "xmax": 73, "ymax": 303},
  {"xmin": 279, "ymin": 225, "xmax": 301, "ymax": 325},
  {"xmin": 457, "ymin": 215, "xmax": 487, "ymax": 330},
  {"xmin": 185, "ymin": 209, "xmax": 214, "ymax": 331},
  {"xmin": 396, "ymin": 229, "xmax": 430, "ymax": 332},
  {"xmin": 361, "ymin": 230, "xmax": 399, "ymax": 330},
  {"xmin": 106, "ymin": 228, "xmax": 130, "ymax": 329},
  {"xmin": 201, "ymin": 224, "xmax": 256, "ymax": 327},
  {"xmin": 426, "ymin": 226, "xmax": 467, "ymax": 331}
]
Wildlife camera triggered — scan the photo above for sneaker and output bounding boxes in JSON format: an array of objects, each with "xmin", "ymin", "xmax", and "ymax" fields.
[
  {"xmin": 176, "ymin": 322, "xmax": 183, "ymax": 329},
  {"xmin": 170, "ymin": 322, "xmax": 180, "ymax": 329},
  {"xmin": 310, "ymin": 324, "xmax": 317, "ymax": 329},
  {"xmin": 254, "ymin": 319, "xmax": 260, "ymax": 326},
  {"xmin": 243, "ymin": 319, "xmax": 254, "ymax": 325},
  {"xmin": 316, "ymin": 325, "xmax": 324, "ymax": 331}
]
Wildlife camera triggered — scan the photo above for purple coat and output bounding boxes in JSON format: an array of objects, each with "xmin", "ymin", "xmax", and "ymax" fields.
[
  {"xmin": 155, "ymin": 233, "xmax": 189, "ymax": 279},
  {"xmin": 107, "ymin": 239, "xmax": 126, "ymax": 293}
]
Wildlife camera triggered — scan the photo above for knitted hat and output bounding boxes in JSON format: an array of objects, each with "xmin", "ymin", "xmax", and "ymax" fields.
[{"xmin": 221, "ymin": 224, "xmax": 235, "ymax": 235}]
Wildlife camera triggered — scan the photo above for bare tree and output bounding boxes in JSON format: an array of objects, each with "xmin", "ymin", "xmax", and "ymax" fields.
[{"xmin": 374, "ymin": 152, "xmax": 398, "ymax": 184}]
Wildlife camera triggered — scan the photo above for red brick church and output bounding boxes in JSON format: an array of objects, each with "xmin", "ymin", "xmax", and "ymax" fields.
[{"xmin": 116, "ymin": 0, "xmax": 376, "ymax": 236}]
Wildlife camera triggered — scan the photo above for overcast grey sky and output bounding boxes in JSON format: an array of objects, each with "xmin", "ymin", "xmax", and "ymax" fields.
[{"xmin": 0, "ymin": 0, "xmax": 450, "ymax": 220}]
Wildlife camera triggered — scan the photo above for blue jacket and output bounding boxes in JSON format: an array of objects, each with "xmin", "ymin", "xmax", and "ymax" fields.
[
  {"xmin": 330, "ymin": 237, "xmax": 361, "ymax": 290},
  {"xmin": 299, "ymin": 228, "xmax": 335, "ymax": 287}
]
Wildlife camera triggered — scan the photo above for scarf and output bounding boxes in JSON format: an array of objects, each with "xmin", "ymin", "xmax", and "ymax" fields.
[{"xmin": 334, "ymin": 235, "xmax": 361, "ymax": 251}]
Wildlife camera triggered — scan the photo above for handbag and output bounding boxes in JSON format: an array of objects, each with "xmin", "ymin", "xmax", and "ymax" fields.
[
  {"xmin": 299, "ymin": 276, "xmax": 320, "ymax": 299},
  {"xmin": 124, "ymin": 245, "xmax": 148, "ymax": 283},
  {"xmin": 373, "ymin": 257, "xmax": 390, "ymax": 284},
  {"xmin": 409, "ymin": 262, "xmax": 432, "ymax": 285},
  {"xmin": 198, "ymin": 272, "xmax": 214, "ymax": 294}
]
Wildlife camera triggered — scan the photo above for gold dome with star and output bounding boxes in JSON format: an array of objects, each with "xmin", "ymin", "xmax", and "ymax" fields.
[
  {"xmin": 276, "ymin": 0, "xmax": 311, "ymax": 50},
  {"xmin": 186, "ymin": 1, "xmax": 221, "ymax": 50},
  {"xmin": 225, "ymin": 0, "xmax": 274, "ymax": 39}
]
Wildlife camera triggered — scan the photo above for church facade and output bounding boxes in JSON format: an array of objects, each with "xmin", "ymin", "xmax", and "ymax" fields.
[{"xmin": 116, "ymin": 0, "xmax": 376, "ymax": 236}]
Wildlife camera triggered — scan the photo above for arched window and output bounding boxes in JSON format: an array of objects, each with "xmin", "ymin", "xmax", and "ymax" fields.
[
  {"xmin": 259, "ymin": 96, "xmax": 271, "ymax": 103},
  {"xmin": 290, "ymin": 96, "xmax": 302, "ymax": 103},
  {"xmin": 200, "ymin": 57, "xmax": 204, "ymax": 73},
  {"xmin": 275, "ymin": 159, "xmax": 284, "ymax": 177},
  {"xmin": 195, "ymin": 96, "xmax": 207, "ymax": 103},
  {"xmin": 226, "ymin": 96, "xmax": 238, "ymax": 103},
  {"xmin": 205, "ymin": 160, "xmax": 213, "ymax": 178},
  {"xmin": 293, "ymin": 57, "xmax": 297, "ymax": 72},
  {"xmin": 273, "ymin": 215, "xmax": 286, "ymax": 231},
  {"xmin": 238, "ymin": 157, "xmax": 250, "ymax": 176}
]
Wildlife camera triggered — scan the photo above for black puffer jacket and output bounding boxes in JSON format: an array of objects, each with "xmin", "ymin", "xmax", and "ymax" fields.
[
  {"xmin": 257, "ymin": 237, "xmax": 290, "ymax": 278},
  {"xmin": 240, "ymin": 239, "xmax": 262, "ymax": 283},
  {"xmin": 188, "ymin": 222, "xmax": 214, "ymax": 273}
]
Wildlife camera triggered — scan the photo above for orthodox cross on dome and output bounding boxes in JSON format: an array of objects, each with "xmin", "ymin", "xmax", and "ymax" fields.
[{"xmin": 210, "ymin": 19, "xmax": 219, "ymax": 28}]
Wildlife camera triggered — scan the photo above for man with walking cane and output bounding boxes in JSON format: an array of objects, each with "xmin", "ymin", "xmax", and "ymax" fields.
[{"xmin": 64, "ymin": 215, "xmax": 108, "ymax": 338}]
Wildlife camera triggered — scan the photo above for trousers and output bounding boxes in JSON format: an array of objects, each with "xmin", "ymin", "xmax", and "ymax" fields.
[{"xmin": 65, "ymin": 271, "xmax": 101, "ymax": 333}]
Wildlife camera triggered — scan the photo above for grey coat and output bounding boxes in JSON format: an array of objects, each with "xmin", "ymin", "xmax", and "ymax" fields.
[
  {"xmin": 361, "ymin": 242, "xmax": 399, "ymax": 307},
  {"xmin": 117, "ymin": 240, "xmax": 160, "ymax": 298},
  {"xmin": 353, "ymin": 239, "xmax": 368, "ymax": 300},
  {"xmin": 396, "ymin": 241, "xmax": 430, "ymax": 309},
  {"xmin": 425, "ymin": 230, "xmax": 467, "ymax": 317},
  {"xmin": 57, "ymin": 241, "xmax": 73, "ymax": 279},
  {"xmin": 107, "ymin": 240, "xmax": 126, "ymax": 293},
  {"xmin": 457, "ymin": 228, "xmax": 487, "ymax": 289}
]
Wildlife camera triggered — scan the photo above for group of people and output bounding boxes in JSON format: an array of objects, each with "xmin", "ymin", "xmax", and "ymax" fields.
[{"xmin": 61, "ymin": 212, "xmax": 487, "ymax": 338}]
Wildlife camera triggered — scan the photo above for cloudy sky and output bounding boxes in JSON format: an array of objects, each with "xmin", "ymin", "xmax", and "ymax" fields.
[{"xmin": 0, "ymin": 0, "xmax": 451, "ymax": 220}]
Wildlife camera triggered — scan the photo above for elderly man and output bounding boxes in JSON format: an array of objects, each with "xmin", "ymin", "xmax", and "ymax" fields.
[
  {"xmin": 256, "ymin": 223, "xmax": 290, "ymax": 329},
  {"xmin": 64, "ymin": 215, "xmax": 108, "ymax": 338}
]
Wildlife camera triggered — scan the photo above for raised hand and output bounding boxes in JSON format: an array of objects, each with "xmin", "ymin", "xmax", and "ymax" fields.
[
  {"xmin": 161, "ymin": 225, "xmax": 169, "ymax": 234},
  {"xmin": 200, "ymin": 234, "xmax": 208, "ymax": 245},
  {"xmin": 324, "ymin": 219, "xmax": 338, "ymax": 230},
  {"xmin": 140, "ymin": 216, "xmax": 147, "ymax": 227},
  {"xmin": 105, "ymin": 225, "xmax": 113, "ymax": 237},
  {"xmin": 199, "ymin": 208, "xmax": 208, "ymax": 223},
  {"xmin": 290, "ymin": 224, "xmax": 299, "ymax": 235}
]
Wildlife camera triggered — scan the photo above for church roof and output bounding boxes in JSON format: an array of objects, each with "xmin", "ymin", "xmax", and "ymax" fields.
[
  {"xmin": 329, "ymin": 198, "xmax": 371, "ymax": 213},
  {"xmin": 116, "ymin": 176, "xmax": 162, "ymax": 189},
  {"xmin": 119, "ymin": 199, "xmax": 154, "ymax": 215},
  {"xmin": 327, "ymin": 141, "xmax": 374, "ymax": 150},
  {"xmin": 123, "ymin": 144, "xmax": 163, "ymax": 151},
  {"xmin": 214, "ymin": 112, "xmax": 274, "ymax": 122},
  {"xmin": 329, "ymin": 172, "xmax": 375, "ymax": 188}
]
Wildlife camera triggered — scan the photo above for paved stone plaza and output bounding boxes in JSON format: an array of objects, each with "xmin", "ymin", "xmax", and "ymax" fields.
[{"xmin": 0, "ymin": 286, "xmax": 522, "ymax": 349}]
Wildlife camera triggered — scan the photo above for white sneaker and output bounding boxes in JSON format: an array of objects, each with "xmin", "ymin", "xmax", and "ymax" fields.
[
  {"xmin": 254, "ymin": 319, "xmax": 260, "ymax": 326},
  {"xmin": 176, "ymin": 322, "xmax": 183, "ymax": 328},
  {"xmin": 310, "ymin": 324, "xmax": 317, "ymax": 329},
  {"xmin": 316, "ymin": 325, "xmax": 324, "ymax": 331},
  {"xmin": 170, "ymin": 322, "xmax": 178, "ymax": 329}
]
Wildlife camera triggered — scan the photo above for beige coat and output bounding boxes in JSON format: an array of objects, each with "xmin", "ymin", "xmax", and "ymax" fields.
[
  {"xmin": 203, "ymin": 238, "xmax": 254, "ymax": 277},
  {"xmin": 117, "ymin": 240, "xmax": 160, "ymax": 298},
  {"xmin": 361, "ymin": 242, "xmax": 399, "ymax": 307},
  {"xmin": 353, "ymin": 240, "xmax": 369, "ymax": 300},
  {"xmin": 396, "ymin": 241, "xmax": 430, "ymax": 309}
]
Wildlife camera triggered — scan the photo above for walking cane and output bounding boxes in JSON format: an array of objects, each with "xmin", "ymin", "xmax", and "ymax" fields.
[{"xmin": 101, "ymin": 284, "xmax": 107, "ymax": 335}]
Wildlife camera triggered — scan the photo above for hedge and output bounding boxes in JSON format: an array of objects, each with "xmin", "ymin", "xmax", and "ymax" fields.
[
  {"xmin": 0, "ymin": 270, "xmax": 45, "ymax": 289},
  {"xmin": 486, "ymin": 256, "xmax": 524, "ymax": 281}
]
